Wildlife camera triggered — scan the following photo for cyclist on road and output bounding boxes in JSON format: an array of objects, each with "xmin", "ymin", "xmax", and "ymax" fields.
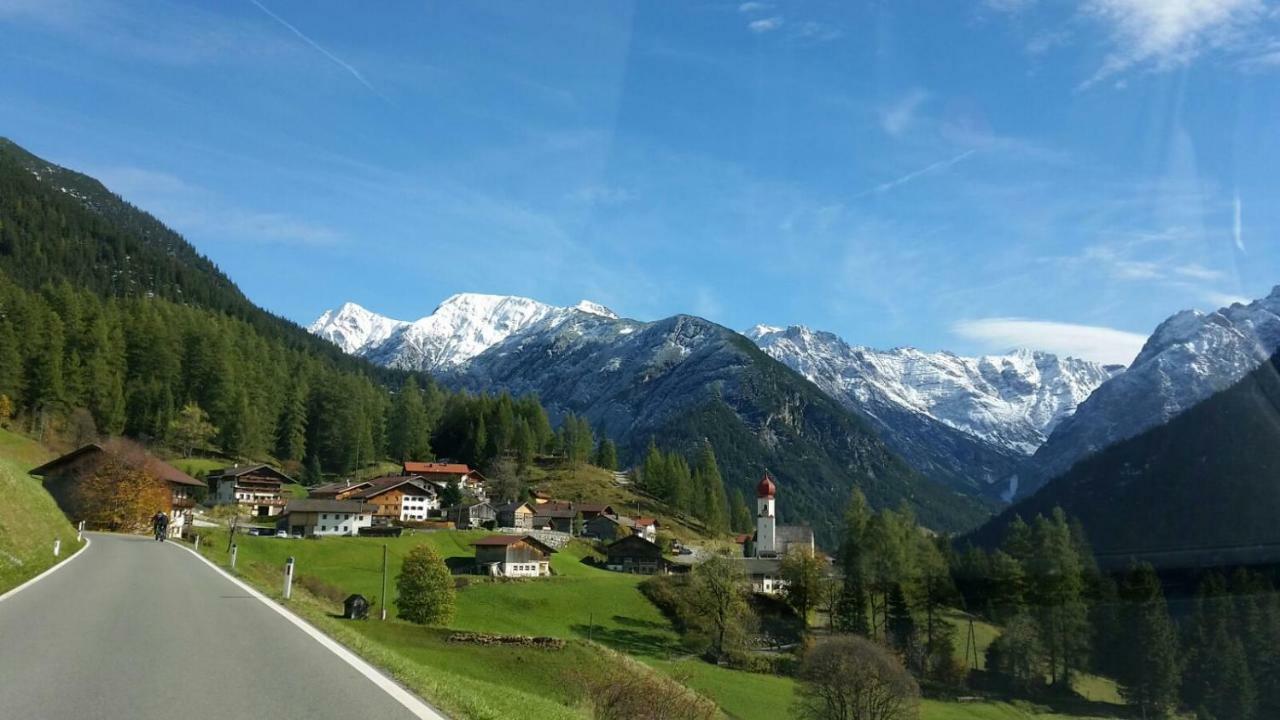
[{"xmin": 151, "ymin": 511, "xmax": 169, "ymax": 541}]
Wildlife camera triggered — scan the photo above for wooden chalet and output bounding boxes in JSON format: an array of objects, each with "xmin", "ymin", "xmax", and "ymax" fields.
[
  {"xmin": 401, "ymin": 461, "xmax": 487, "ymax": 499},
  {"xmin": 446, "ymin": 501, "xmax": 496, "ymax": 530},
  {"xmin": 471, "ymin": 535, "xmax": 557, "ymax": 577},
  {"xmin": 29, "ymin": 440, "xmax": 203, "ymax": 536},
  {"xmin": 605, "ymin": 534, "xmax": 669, "ymax": 575},
  {"xmin": 494, "ymin": 500, "xmax": 535, "ymax": 529},
  {"xmin": 342, "ymin": 475, "xmax": 439, "ymax": 523},
  {"xmin": 208, "ymin": 464, "xmax": 296, "ymax": 517}
]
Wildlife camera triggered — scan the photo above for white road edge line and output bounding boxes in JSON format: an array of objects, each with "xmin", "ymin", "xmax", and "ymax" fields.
[
  {"xmin": 170, "ymin": 540, "xmax": 447, "ymax": 720},
  {"xmin": 0, "ymin": 535, "xmax": 92, "ymax": 604}
]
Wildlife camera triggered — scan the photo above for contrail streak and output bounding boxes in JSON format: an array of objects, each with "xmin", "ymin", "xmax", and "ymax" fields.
[
  {"xmin": 248, "ymin": 0, "xmax": 386, "ymax": 100},
  {"xmin": 853, "ymin": 149, "xmax": 977, "ymax": 199}
]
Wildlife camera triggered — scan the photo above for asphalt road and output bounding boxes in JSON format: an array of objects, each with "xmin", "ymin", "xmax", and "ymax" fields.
[{"xmin": 0, "ymin": 533, "xmax": 432, "ymax": 719}]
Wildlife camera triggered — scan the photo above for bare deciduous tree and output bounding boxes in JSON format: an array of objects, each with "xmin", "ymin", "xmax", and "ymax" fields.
[{"xmin": 795, "ymin": 635, "xmax": 920, "ymax": 720}]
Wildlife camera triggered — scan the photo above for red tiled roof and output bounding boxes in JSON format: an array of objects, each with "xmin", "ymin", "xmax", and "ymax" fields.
[
  {"xmin": 634, "ymin": 517, "xmax": 658, "ymax": 527},
  {"xmin": 403, "ymin": 462, "xmax": 471, "ymax": 475}
]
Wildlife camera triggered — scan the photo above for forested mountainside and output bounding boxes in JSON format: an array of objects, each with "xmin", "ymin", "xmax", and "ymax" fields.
[
  {"xmin": 0, "ymin": 138, "xmax": 564, "ymax": 478},
  {"xmin": 971, "ymin": 349, "xmax": 1280, "ymax": 565},
  {"xmin": 443, "ymin": 312, "xmax": 993, "ymax": 543},
  {"xmin": 1020, "ymin": 287, "xmax": 1280, "ymax": 498},
  {"xmin": 0, "ymin": 138, "xmax": 363, "ymax": 368}
]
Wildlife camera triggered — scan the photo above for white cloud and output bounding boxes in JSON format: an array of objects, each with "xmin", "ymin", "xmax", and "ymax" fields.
[
  {"xmin": 93, "ymin": 165, "xmax": 343, "ymax": 247},
  {"xmin": 1081, "ymin": 0, "xmax": 1263, "ymax": 86},
  {"xmin": 952, "ymin": 317, "xmax": 1147, "ymax": 365},
  {"xmin": 984, "ymin": 0, "xmax": 1037, "ymax": 12},
  {"xmin": 1202, "ymin": 290, "xmax": 1251, "ymax": 307},
  {"xmin": 878, "ymin": 89, "xmax": 929, "ymax": 137},
  {"xmin": 738, "ymin": 2, "xmax": 769, "ymax": 13},
  {"xmin": 789, "ymin": 20, "xmax": 842, "ymax": 43},
  {"xmin": 748, "ymin": 16, "xmax": 783, "ymax": 33},
  {"xmin": 566, "ymin": 184, "xmax": 633, "ymax": 206},
  {"xmin": 1234, "ymin": 193, "xmax": 1245, "ymax": 250},
  {"xmin": 1173, "ymin": 263, "xmax": 1225, "ymax": 281}
]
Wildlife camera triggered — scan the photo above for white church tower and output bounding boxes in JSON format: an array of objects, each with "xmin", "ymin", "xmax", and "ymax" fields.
[{"xmin": 755, "ymin": 472, "xmax": 777, "ymax": 558}]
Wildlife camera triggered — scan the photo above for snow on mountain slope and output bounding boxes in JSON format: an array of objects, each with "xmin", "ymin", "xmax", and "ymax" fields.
[
  {"xmin": 309, "ymin": 302, "xmax": 409, "ymax": 354},
  {"xmin": 747, "ymin": 325, "xmax": 1120, "ymax": 456},
  {"xmin": 309, "ymin": 293, "xmax": 620, "ymax": 370},
  {"xmin": 1023, "ymin": 286, "xmax": 1280, "ymax": 497}
]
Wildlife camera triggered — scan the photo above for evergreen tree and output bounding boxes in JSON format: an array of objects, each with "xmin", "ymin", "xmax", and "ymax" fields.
[
  {"xmin": 640, "ymin": 438, "xmax": 666, "ymax": 498},
  {"xmin": 729, "ymin": 489, "xmax": 753, "ymax": 534},
  {"xmin": 988, "ymin": 550, "xmax": 1027, "ymax": 623},
  {"xmin": 302, "ymin": 453, "xmax": 323, "ymax": 486},
  {"xmin": 694, "ymin": 440, "xmax": 728, "ymax": 533},
  {"xmin": 594, "ymin": 437, "xmax": 618, "ymax": 470},
  {"xmin": 512, "ymin": 417, "xmax": 536, "ymax": 471},
  {"xmin": 887, "ymin": 583, "xmax": 918, "ymax": 665},
  {"xmin": 276, "ymin": 379, "xmax": 308, "ymax": 463},
  {"xmin": 1025, "ymin": 510, "xmax": 1089, "ymax": 687},
  {"xmin": 388, "ymin": 376, "xmax": 430, "ymax": 462},
  {"xmin": 1115, "ymin": 562, "xmax": 1180, "ymax": 718},
  {"xmin": 835, "ymin": 489, "xmax": 871, "ymax": 635}
]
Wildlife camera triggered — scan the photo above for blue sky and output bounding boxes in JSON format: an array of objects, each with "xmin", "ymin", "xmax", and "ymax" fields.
[{"xmin": 2, "ymin": 0, "xmax": 1278, "ymax": 365}]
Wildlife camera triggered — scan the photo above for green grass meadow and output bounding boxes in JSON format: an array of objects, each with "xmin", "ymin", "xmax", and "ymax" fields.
[{"xmin": 0, "ymin": 428, "xmax": 82, "ymax": 593}]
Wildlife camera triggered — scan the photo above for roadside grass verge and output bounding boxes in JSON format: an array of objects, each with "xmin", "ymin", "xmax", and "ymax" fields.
[{"xmin": 0, "ymin": 428, "xmax": 80, "ymax": 593}]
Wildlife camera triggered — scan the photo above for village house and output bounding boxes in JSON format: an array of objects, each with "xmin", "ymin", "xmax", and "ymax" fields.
[
  {"xmin": 208, "ymin": 464, "xmax": 296, "ymax": 518},
  {"xmin": 402, "ymin": 461, "xmax": 488, "ymax": 500},
  {"xmin": 531, "ymin": 506, "xmax": 578, "ymax": 533},
  {"xmin": 446, "ymin": 500, "xmax": 496, "ymax": 530},
  {"xmin": 584, "ymin": 513, "xmax": 634, "ymax": 542},
  {"xmin": 605, "ymin": 534, "xmax": 668, "ymax": 575},
  {"xmin": 633, "ymin": 517, "xmax": 659, "ymax": 542},
  {"xmin": 529, "ymin": 489, "xmax": 553, "ymax": 504},
  {"xmin": 278, "ymin": 499, "xmax": 371, "ymax": 537},
  {"xmin": 494, "ymin": 500, "xmax": 535, "ymax": 529},
  {"xmin": 30, "ymin": 441, "xmax": 203, "ymax": 538},
  {"xmin": 342, "ymin": 476, "xmax": 439, "ymax": 523},
  {"xmin": 472, "ymin": 535, "xmax": 557, "ymax": 577}
]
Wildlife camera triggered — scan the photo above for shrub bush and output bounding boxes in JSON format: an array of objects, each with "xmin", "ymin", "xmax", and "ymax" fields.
[{"xmin": 396, "ymin": 544, "xmax": 456, "ymax": 626}]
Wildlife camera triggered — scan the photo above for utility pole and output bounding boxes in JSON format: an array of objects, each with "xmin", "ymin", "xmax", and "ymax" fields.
[{"xmin": 381, "ymin": 544, "xmax": 389, "ymax": 621}]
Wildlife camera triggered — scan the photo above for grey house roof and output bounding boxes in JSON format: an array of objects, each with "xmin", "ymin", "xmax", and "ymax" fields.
[{"xmin": 283, "ymin": 499, "xmax": 367, "ymax": 514}]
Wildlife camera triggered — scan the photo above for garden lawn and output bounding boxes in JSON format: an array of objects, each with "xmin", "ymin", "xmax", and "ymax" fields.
[{"xmin": 0, "ymin": 428, "xmax": 81, "ymax": 592}]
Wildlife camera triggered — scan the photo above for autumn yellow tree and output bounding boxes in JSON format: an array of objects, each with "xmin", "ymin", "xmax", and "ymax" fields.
[{"xmin": 72, "ymin": 457, "xmax": 170, "ymax": 532}]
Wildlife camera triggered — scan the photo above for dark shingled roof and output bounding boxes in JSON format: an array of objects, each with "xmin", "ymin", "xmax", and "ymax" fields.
[
  {"xmin": 283, "ymin": 499, "xmax": 368, "ymax": 514},
  {"xmin": 207, "ymin": 464, "xmax": 296, "ymax": 483}
]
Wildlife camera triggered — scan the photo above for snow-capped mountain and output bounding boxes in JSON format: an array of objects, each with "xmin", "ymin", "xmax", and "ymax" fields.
[
  {"xmin": 1023, "ymin": 286, "xmax": 1280, "ymax": 497},
  {"xmin": 310, "ymin": 302, "xmax": 409, "ymax": 355},
  {"xmin": 746, "ymin": 325, "xmax": 1119, "ymax": 498},
  {"xmin": 308, "ymin": 293, "xmax": 620, "ymax": 371},
  {"xmin": 747, "ymin": 325, "xmax": 1120, "ymax": 456}
]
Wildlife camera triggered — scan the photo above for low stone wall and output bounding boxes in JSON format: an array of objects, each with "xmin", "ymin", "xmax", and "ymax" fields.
[
  {"xmin": 447, "ymin": 632, "xmax": 566, "ymax": 650},
  {"xmin": 495, "ymin": 527, "xmax": 572, "ymax": 549}
]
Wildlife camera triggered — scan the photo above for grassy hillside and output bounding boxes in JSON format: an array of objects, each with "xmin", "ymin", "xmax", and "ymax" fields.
[
  {"xmin": 0, "ymin": 428, "xmax": 81, "ymax": 593},
  {"xmin": 187, "ymin": 526, "xmax": 1125, "ymax": 720}
]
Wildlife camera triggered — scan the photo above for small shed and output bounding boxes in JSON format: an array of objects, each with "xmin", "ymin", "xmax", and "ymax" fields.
[{"xmin": 343, "ymin": 594, "xmax": 370, "ymax": 620}]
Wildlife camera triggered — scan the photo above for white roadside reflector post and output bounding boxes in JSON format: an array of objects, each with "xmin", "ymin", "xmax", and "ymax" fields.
[
  {"xmin": 53, "ymin": 538, "xmax": 61, "ymax": 557},
  {"xmin": 77, "ymin": 520, "xmax": 84, "ymax": 542},
  {"xmin": 284, "ymin": 556, "xmax": 295, "ymax": 600},
  {"xmin": 194, "ymin": 534, "xmax": 201, "ymax": 552},
  {"xmin": 230, "ymin": 543, "xmax": 238, "ymax": 571}
]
